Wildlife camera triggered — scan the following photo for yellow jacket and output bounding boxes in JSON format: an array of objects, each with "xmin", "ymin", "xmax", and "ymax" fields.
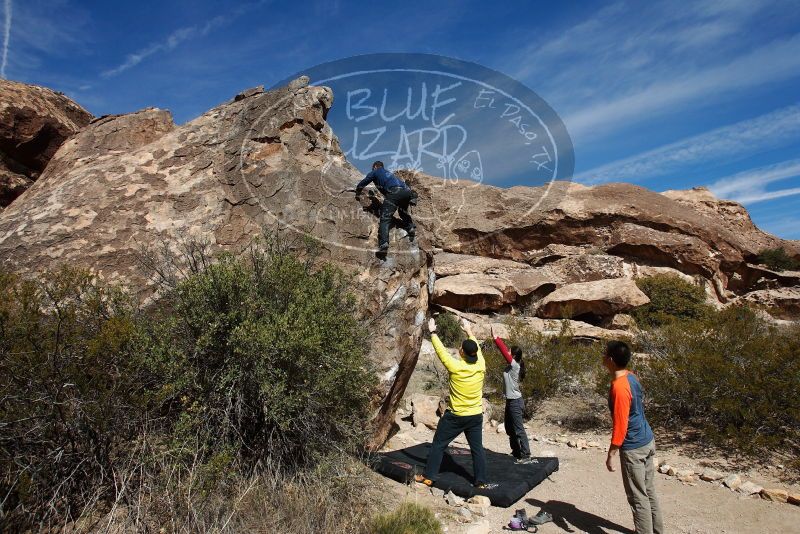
[{"xmin": 431, "ymin": 334, "xmax": 485, "ymax": 416}]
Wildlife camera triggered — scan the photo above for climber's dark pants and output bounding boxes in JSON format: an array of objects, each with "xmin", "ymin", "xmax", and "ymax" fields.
[
  {"xmin": 423, "ymin": 411, "xmax": 487, "ymax": 485},
  {"xmin": 379, "ymin": 187, "xmax": 415, "ymax": 248}
]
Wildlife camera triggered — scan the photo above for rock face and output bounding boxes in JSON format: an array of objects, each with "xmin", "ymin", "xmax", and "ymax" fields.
[
  {"xmin": 0, "ymin": 79, "xmax": 92, "ymax": 207},
  {"xmin": 2, "ymin": 78, "xmax": 799, "ymax": 447},
  {"xmin": 537, "ymin": 278, "xmax": 650, "ymax": 319},
  {"xmin": 740, "ymin": 288, "xmax": 800, "ymax": 319},
  {"xmin": 0, "ymin": 80, "xmax": 428, "ymax": 449},
  {"xmin": 404, "ymin": 171, "xmax": 800, "ymax": 298},
  {"xmin": 431, "ymin": 252, "xmax": 552, "ymax": 310}
]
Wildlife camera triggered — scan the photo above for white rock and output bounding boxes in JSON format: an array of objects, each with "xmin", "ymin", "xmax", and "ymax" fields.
[
  {"xmin": 723, "ymin": 474, "xmax": 742, "ymax": 490},
  {"xmin": 466, "ymin": 495, "xmax": 491, "ymax": 517},
  {"xmin": 411, "ymin": 393, "xmax": 443, "ymax": 430},
  {"xmin": 658, "ymin": 464, "xmax": 671, "ymax": 474},
  {"xmin": 458, "ymin": 507, "xmax": 473, "ymax": 521},
  {"xmin": 737, "ymin": 481, "xmax": 763, "ymax": 496},
  {"xmin": 445, "ymin": 490, "xmax": 464, "ymax": 506}
]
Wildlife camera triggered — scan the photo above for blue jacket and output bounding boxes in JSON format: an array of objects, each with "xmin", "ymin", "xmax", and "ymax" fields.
[{"xmin": 356, "ymin": 167, "xmax": 408, "ymax": 195}]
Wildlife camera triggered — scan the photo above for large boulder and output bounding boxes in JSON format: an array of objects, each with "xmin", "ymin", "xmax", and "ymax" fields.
[
  {"xmin": 431, "ymin": 252, "xmax": 554, "ymax": 310},
  {"xmin": 410, "ymin": 393, "xmax": 444, "ymax": 430},
  {"xmin": 439, "ymin": 306, "xmax": 634, "ymax": 341},
  {"xmin": 0, "ymin": 79, "xmax": 428, "ymax": 449},
  {"xmin": 536, "ymin": 278, "xmax": 650, "ymax": 319},
  {"xmin": 740, "ymin": 288, "xmax": 800, "ymax": 319},
  {"xmin": 0, "ymin": 79, "xmax": 92, "ymax": 206},
  {"xmin": 402, "ymin": 171, "xmax": 800, "ymax": 299}
]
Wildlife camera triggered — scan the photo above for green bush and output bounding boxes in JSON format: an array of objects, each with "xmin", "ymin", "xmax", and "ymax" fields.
[
  {"xmin": 0, "ymin": 267, "xmax": 151, "ymax": 529},
  {"xmin": 637, "ymin": 306, "xmax": 800, "ymax": 457},
  {"xmin": 371, "ymin": 502, "xmax": 443, "ymax": 534},
  {"xmin": 484, "ymin": 320, "xmax": 602, "ymax": 415},
  {"xmin": 632, "ymin": 274, "xmax": 710, "ymax": 327},
  {"xmin": 757, "ymin": 247, "xmax": 800, "ymax": 271},
  {"xmin": 143, "ymin": 237, "xmax": 376, "ymax": 470},
  {"xmin": 0, "ymin": 235, "xmax": 378, "ymax": 529},
  {"xmin": 435, "ymin": 312, "xmax": 464, "ymax": 347}
]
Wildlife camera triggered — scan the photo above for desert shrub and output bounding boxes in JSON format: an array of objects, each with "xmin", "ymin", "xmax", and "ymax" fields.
[
  {"xmin": 142, "ymin": 237, "xmax": 375, "ymax": 471},
  {"xmin": 371, "ymin": 501, "xmax": 443, "ymax": 534},
  {"xmin": 436, "ymin": 312, "xmax": 464, "ymax": 346},
  {"xmin": 632, "ymin": 274, "xmax": 710, "ymax": 327},
  {"xmin": 757, "ymin": 247, "xmax": 800, "ymax": 271},
  {"xmin": 0, "ymin": 267, "xmax": 151, "ymax": 528},
  {"xmin": 484, "ymin": 320, "xmax": 602, "ymax": 415},
  {"xmin": 0, "ymin": 235, "xmax": 378, "ymax": 530},
  {"xmin": 114, "ymin": 453, "xmax": 376, "ymax": 533},
  {"xmin": 637, "ymin": 306, "xmax": 800, "ymax": 456}
]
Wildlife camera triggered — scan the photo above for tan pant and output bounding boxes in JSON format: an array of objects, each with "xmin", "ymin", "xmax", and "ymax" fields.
[{"xmin": 620, "ymin": 439, "xmax": 664, "ymax": 534}]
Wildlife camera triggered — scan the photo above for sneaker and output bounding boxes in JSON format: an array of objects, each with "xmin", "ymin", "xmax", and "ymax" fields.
[{"xmin": 413, "ymin": 474, "xmax": 433, "ymax": 487}]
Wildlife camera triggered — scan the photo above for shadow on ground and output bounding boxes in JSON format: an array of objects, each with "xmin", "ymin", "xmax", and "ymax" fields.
[{"xmin": 526, "ymin": 498, "xmax": 633, "ymax": 534}]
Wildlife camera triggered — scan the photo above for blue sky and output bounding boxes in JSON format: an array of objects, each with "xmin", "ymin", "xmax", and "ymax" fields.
[{"xmin": 2, "ymin": 0, "xmax": 799, "ymax": 238}]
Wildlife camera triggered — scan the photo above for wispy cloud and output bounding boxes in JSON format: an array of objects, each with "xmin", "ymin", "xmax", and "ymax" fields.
[
  {"xmin": 512, "ymin": 0, "xmax": 800, "ymax": 141},
  {"xmin": 101, "ymin": 1, "xmax": 267, "ymax": 78},
  {"xmin": 1, "ymin": 0, "xmax": 11, "ymax": 78},
  {"xmin": 708, "ymin": 159, "xmax": 800, "ymax": 204},
  {"xmin": 101, "ymin": 16, "xmax": 226, "ymax": 78},
  {"xmin": 563, "ymin": 33, "xmax": 800, "ymax": 139},
  {"xmin": 574, "ymin": 104, "xmax": 800, "ymax": 184}
]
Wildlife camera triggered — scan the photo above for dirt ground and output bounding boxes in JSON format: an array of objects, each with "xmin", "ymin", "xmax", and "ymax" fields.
[{"xmin": 378, "ymin": 400, "xmax": 800, "ymax": 534}]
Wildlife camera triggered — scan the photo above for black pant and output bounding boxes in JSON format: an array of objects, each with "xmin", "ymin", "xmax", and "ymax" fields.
[
  {"xmin": 423, "ymin": 411, "xmax": 487, "ymax": 485},
  {"xmin": 379, "ymin": 187, "xmax": 415, "ymax": 247},
  {"xmin": 504, "ymin": 397, "xmax": 531, "ymax": 458}
]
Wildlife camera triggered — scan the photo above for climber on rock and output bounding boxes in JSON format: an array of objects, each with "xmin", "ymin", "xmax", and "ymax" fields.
[{"xmin": 354, "ymin": 161, "xmax": 416, "ymax": 252}]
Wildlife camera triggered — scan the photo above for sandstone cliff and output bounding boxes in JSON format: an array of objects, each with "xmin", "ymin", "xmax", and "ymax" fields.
[
  {"xmin": 0, "ymin": 78, "xmax": 798, "ymax": 447},
  {"xmin": 402, "ymin": 170, "xmax": 800, "ymax": 322},
  {"xmin": 0, "ymin": 79, "xmax": 427, "ymax": 449},
  {"xmin": 0, "ymin": 80, "xmax": 92, "ymax": 207}
]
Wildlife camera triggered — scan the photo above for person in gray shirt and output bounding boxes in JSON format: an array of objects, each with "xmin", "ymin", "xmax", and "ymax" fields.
[{"xmin": 491, "ymin": 325, "xmax": 532, "ymax": 463}]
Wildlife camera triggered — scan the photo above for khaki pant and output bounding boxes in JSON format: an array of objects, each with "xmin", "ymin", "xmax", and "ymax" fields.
[{"xmin": 620, "ymin": 439, "xmax": 664, "ymax": 534}]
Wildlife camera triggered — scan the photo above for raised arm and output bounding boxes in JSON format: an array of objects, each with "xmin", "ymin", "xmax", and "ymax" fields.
[
  {"xmin": 491, "ymin": 324, "xmax": 513, "ymax": 364},
  {"xmin": 429, "ymin": 318, "xmax": 457, "ymax": 372},
  {"xmin": 355, "ymin": 170, "xmax": 376, "ymax": 195},
  {"xmin": 461, "ymin": 317, "xmax": 475, "ymax": 340}
]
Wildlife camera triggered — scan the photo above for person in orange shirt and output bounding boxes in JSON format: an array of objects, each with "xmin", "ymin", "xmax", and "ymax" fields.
[{"xmin": 603, "ymin": 340, "xmax": 663, "ymax": 534}]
